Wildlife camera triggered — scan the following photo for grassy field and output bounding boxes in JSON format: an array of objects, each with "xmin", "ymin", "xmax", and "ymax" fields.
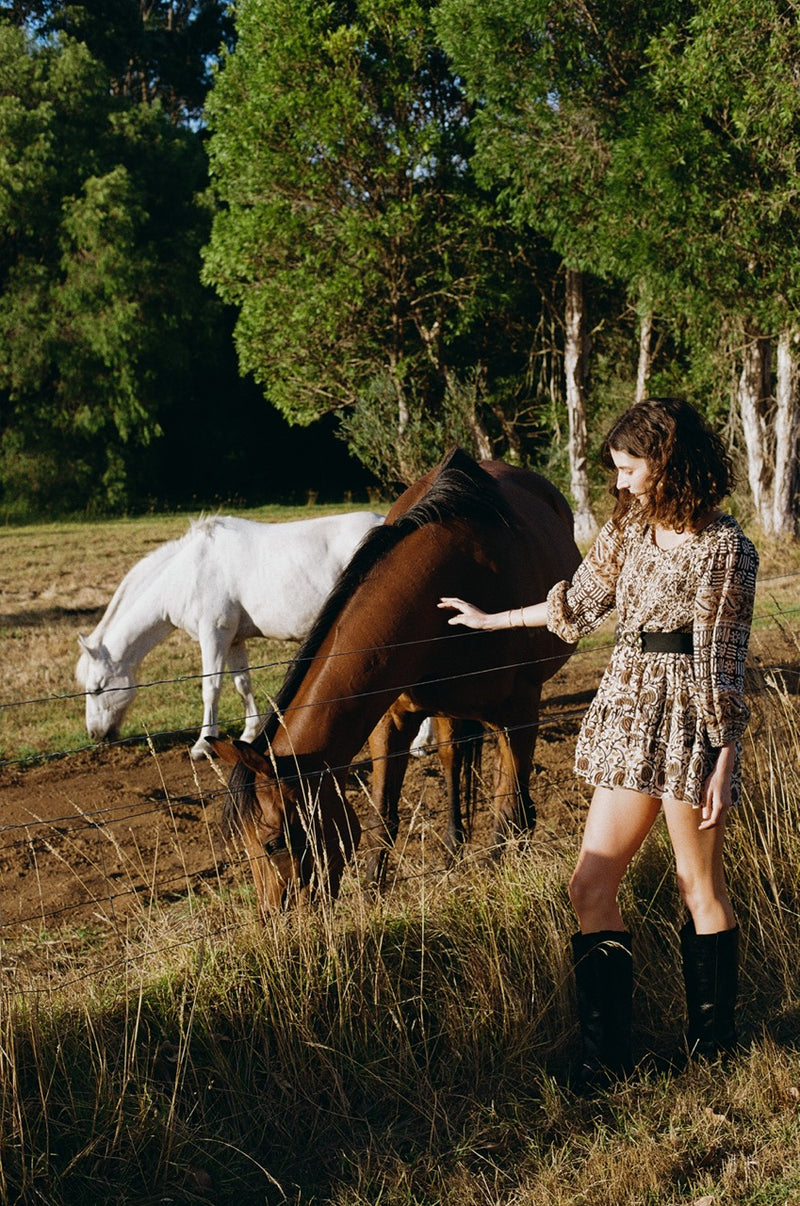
[
  {"xmin": 1, "ymin": 507, "xmax": 800, "ymax": 1205},
  {"xmin": 0, "ymin": 502, "xmax": 385, "ymax": 763}
]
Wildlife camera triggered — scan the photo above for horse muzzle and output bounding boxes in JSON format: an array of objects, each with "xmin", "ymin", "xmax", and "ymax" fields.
[{"xmin": 88, "ymin": 723, "xmax": 120, "ymax": 743}]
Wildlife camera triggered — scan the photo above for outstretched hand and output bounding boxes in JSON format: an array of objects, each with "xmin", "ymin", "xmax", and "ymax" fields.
[{"xmin": 438, "ymin": 597, "xmax": 491, "ymax": 630}]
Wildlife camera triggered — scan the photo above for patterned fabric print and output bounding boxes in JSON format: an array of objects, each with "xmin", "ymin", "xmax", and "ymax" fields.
[{"xmin": 546, "ymin": 513, "xmax": 758, "ymax": 806}]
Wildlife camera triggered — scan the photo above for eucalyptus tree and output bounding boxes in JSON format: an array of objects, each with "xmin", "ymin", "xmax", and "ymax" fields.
[
  {"xmin": 202, "ymin": 0, "xmax": 543, "ymax": 485},
  {"xmin": 609, "ymin": 0, "xmax": 800, "ymax": 535}
]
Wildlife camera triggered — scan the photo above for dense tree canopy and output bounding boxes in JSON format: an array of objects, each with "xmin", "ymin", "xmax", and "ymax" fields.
[
  {"xmin": 1, "ymin": 0, "xmax": 799, "ymax": 527},
  {"xmin": 597, "ymin": 0, "xmax": 800, "ymax": 532},
  {"xmin": 202, "ymin": 0, "xmax": 567, "ymax": 484},
  {"xmin": 436, "ymin": 0, "xmax": 800, "ymax": 528},
  {"xmin": 2, "ymin": 0, "xmax": 232, "ymax": 122},
  {"xmin": 0, "ymin": 23, "xmax": 218, "ymax": 508}
]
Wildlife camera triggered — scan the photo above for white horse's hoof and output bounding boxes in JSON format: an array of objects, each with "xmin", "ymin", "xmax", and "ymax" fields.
[{"xmin": 190, "ymin": 738, "xmax": 215, "ymax": 761}]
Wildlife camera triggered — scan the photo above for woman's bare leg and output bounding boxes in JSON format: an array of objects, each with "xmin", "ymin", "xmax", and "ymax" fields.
[
  {"xmin": 569, "ymin": 786, "xmax": 662, "ymax": 932},
  {"xmin": 661, "ymin": 797, "xmax": 734, "ymax": 933}
]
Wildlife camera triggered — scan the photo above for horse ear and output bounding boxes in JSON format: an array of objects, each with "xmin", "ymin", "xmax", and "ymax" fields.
[
  {"xmin": 206, "ymin": 737, "xmax": 239, "ymax": 765},
  {"xmin": 207, "ymin": 737, "xmax": 274, "ymax": 777}
]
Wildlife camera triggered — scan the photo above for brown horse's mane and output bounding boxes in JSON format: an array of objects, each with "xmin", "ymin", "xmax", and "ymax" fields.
[{"xmin": 223, "ymin": 447, "xmax": 513, "ymax": 833}]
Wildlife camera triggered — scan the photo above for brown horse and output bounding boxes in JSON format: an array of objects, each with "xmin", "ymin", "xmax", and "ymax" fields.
[{"xmin": 211, "ymin": 448, "xmax": 580, "ymax": 916}]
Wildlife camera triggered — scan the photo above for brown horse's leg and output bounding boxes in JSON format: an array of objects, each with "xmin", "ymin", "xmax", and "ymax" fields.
[
  {"xmin": 490, "ymin": 696, "xmax": 540, "ymax": 852},
  {"xmin": 309, "ymin": 793, "xmax": 362, "ymax": 901},
  {"xmin": 436, "ymin": 716, "xmax": 483, "ymax": 863},
  {"xmin": 363, "ymin": 700, "xmax": 424, "ymax": 886}
]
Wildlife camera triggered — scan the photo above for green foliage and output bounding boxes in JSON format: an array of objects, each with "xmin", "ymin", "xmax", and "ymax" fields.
[
  {"xmin": 203, "ymin": 0, "xmax": 563, "ymax": 481},
  {"xmin": 6, "ymin": 0, "xmax": 233, "ymax": 123},
  {"xmin": 436, "ymin": 0, "xmax": 800, "ymax": 520},
  {"xmin": 3, "ymin": 0, "xmax": 799, "ymax": 517},
  {"xmin": 608, "ymin": 0, "xmax": 800, "ymax": 332},
  {"xmin": 205, "ymin": 0, "xmax": 461, "ymax": 408},
  {"xmin": 339, "ymin": 368, "xmax": 492, "ymax": 484},
  {"xmin": 435, "ymin": 0, "xmax": 686, "ymax": 274},
  {"xmin": 0, "ymin": 23, "xmax": 228, "ymax": 513}
]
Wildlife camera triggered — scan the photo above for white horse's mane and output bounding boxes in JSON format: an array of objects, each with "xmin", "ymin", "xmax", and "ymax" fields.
[{"xmin": 188, "ymin": 513, "xmax": 234, "ymax": 537}]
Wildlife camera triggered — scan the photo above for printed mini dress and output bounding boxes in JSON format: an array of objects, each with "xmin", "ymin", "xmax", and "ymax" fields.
[{"xmin": 546, "ymin": 513, "xmax": 759, "ymax": 807}]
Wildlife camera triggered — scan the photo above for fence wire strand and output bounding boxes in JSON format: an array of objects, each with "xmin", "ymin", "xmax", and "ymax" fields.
[
  {"xmin": 0, "ymin": 578, "xmax": 798, "ymax": 988},
  {"xmin": 2, "ymin": 586, "xmax": 799, "ymax": 716}
]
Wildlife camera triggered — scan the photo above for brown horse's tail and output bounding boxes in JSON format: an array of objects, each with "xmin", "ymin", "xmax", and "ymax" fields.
[{"xmin": 460, "ymin": 720, "xmax": 484, "ymax": 840}]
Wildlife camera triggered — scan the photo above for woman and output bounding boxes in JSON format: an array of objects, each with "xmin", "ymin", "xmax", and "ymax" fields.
[{"xmin": 439, "ymin": 398, "xmax": 759, "ymax": 1088}]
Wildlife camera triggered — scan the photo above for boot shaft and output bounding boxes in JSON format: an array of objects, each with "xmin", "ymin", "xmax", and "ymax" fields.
[
  {"xmin": 680, "ymin": 921, "xmax": 739, "ymax": 1059},
  {"xmin": 571, "ymin": 930, "xmax": 633, "ymax": 1085}
]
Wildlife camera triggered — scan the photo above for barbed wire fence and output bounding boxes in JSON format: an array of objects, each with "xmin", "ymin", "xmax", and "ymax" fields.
[{"xmin": 1, "ymin": 575, "xmax": 798, "ymax": 992}]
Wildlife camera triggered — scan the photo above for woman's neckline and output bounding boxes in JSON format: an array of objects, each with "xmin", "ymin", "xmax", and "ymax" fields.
[{"xmin": 650, "ymin": 510, "xmax": 723, "ymax": 552}]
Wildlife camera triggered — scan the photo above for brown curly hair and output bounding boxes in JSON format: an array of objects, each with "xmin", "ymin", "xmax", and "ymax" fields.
[{"xmin": 601, "ymin": 398, "xmax": 734, "ymax": 531}]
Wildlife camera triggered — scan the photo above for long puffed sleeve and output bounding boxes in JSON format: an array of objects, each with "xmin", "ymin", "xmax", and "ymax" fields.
[
  {"xmin": 546, "ymin": 519, "xmax": 627, "ymax": 642},
  {"xmin": 692, "ymin": 527, "xmax": 758, "ymax": 747}
]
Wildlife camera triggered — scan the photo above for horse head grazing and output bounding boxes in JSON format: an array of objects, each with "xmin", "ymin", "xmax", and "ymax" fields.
[
  {"xmin": 220, "ymin": 447, "xmax": 580, "ymax": 917},
  {"xmin": 211, "ymin": 736, "xmax": 361, "ymax": 916},
  {"xmin": 76, "ymin": 635, "xmax": 137, "ymax": 742},
  {"xmin": 210, "ymin": 738, "xmax": 305, "ymax": 911}
]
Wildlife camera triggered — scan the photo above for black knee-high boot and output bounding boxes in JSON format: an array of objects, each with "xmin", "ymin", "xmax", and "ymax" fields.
[
  {"xmin": 571, "ymin": 930, "xmax": 633, "ymax": 1090},
  {"xmin": 680, "ymin": 920, "xmax": 739, "ymax": 1059}
]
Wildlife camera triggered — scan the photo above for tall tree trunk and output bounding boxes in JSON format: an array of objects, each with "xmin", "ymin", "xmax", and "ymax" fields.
[
  {"xmin": 468, "ymin": 414, "xmax": 493, "ymax": 461},
  {"xmin": 564, "ymin": 267, "xmax": 598, "ymax": 544},
  {"xmin": 773, "ymin": 329, "xmax": 800, "ymax": 537},
  {"xmin": 635, "ymin": 307, "xmax": 653, "ymax": 404},
  {"xmin": 737, "ymin": 329, "xmax": 773, "ymax": 533}
]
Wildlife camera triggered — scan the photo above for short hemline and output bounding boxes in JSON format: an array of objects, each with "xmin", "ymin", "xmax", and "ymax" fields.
[{"xmin": 576, "ymin": 772, "xmax": 741, "ymax": 810}]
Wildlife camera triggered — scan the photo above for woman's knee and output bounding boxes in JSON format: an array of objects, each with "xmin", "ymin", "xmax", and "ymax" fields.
[
  {"xmin": 674, "ymin": 867, "xmax": 726, "ymax": 917},
  {"xmin": 568, "ymin": 865, "xmax": 617, "ymax": 915}
]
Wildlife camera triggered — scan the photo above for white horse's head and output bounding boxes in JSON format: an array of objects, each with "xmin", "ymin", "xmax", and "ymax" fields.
[{"xmin": 76, "ymin": 636, "xmax": 137, "ymax": 742}]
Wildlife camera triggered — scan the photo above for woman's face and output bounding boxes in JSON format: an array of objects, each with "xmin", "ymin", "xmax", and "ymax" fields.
[{"xmin": 610, "ymin": 448, "xmax": 651, "ymax": 498}]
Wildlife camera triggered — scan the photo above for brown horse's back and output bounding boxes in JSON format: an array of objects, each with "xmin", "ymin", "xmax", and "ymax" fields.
[{"xmin": 375, "ymin": 449, "xmax": 580, "ymax": 726}]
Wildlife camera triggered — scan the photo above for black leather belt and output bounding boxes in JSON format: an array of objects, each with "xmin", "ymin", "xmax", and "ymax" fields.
[{"xmin": 615, "ymin": 627, "xmax": 694, "ymax": 654}]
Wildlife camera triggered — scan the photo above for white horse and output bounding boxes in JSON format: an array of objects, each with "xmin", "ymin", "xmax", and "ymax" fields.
[{"xmin": 76, "ymin": 511, "xmax": 384, "ymax": 759}]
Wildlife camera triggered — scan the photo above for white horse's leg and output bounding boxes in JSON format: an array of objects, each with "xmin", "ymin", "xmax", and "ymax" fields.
[
  {"xmin": 192, "ymin": 630, "xmax": 230, "ymax": 760},
  {"xmin": 410, "ymin": 715, "xmax": 435, "ymax": 756},
  {"xmin": 227, "ymin": 640, "xmax": 262, "ymax": 743}
]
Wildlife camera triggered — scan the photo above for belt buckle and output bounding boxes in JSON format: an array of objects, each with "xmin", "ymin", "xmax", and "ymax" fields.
[{"xmin": 616, "ymin": 626, "xmax": 643, "ymax": 651}]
